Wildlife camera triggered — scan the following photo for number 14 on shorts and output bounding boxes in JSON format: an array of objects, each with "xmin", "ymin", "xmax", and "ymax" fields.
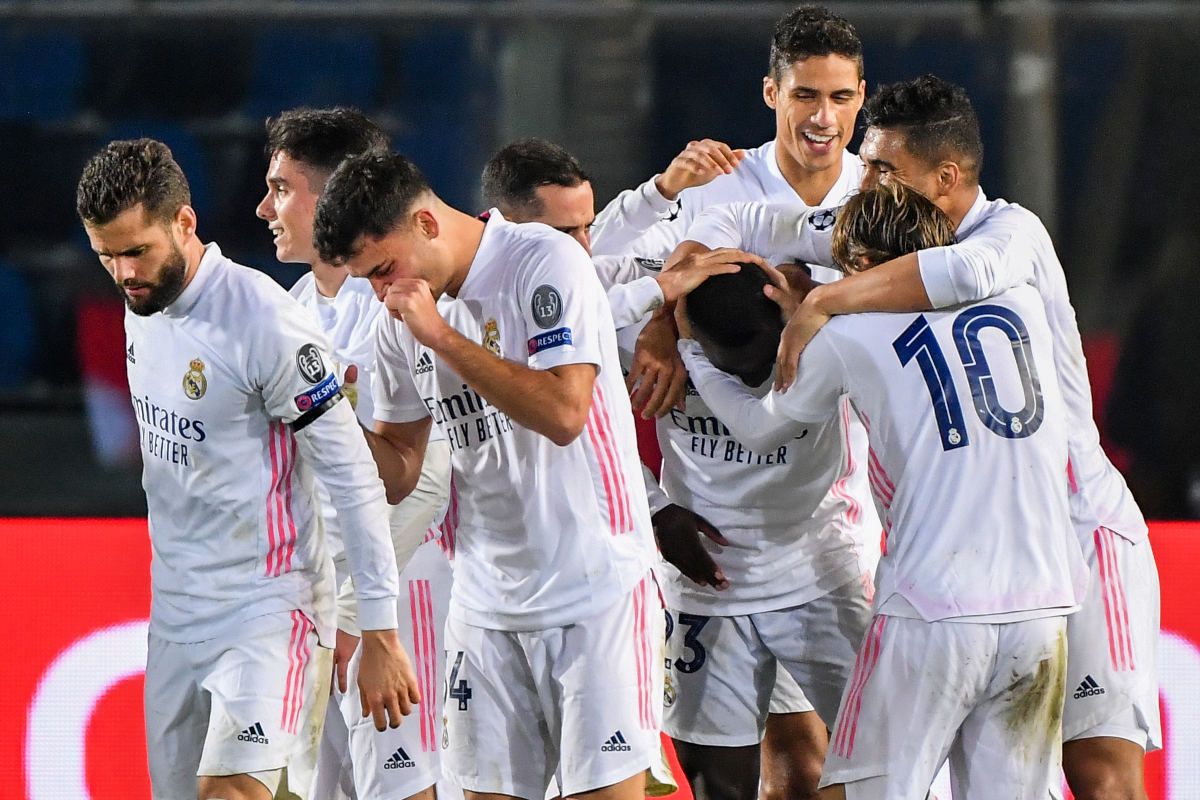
[{"xmin": 446, "ymin": 651, "xmax": 472, "ymax": 710}]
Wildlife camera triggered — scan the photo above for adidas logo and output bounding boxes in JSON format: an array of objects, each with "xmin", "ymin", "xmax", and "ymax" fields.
[
  {"xmin": 237, "ymin": 722, "xmax": 269, "ymax": 744},
  {"xmin": 383, "ymin": 747, "xmax": 416, "ymax": 769},
  {"xmin": 415, "ymin": 352, "xmax": 434, "ymax": 375},
  {"xmin": 126, "ymin": 342, "xmax": 136, "ymax": 364},
  {"xmin": 601, "ymin": 730, "xmax": 632, "ymax": 752},
  {"xmin": 1074, "ymin": 675, "xmax": 1106, "ymax": 699}
]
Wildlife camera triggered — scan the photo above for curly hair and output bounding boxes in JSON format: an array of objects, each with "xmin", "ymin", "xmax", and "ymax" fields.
[
  {"xmin": 76, "ymin": 138, "xmax": 191, "ymax": 226},
  {"xmin": 863, "ymin": 74, "xmax": 983, "ymax": 182},
  {"xmin": 769, "ymin": 5, "xmax": 863, "ymax": 81},
  {"xmin": 313, "ymin": 150, "xmax": 431, "ymax": 264}
]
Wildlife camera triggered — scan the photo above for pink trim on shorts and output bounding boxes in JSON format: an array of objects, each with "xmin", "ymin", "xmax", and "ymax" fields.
[
  {"xmin": 281, "ymin": 610, "xmax": 314, "ymax": 734},
  {"xmin": 631, "ymin": 578, "xmax": 655, "ymax": 730},
  {"xmin": 1067, "ymin": 457, "xmax": 1078, "ymax": 495},
  {"xmin": 1095, "ymin": 527, "xmax": 1135, "ymax": 671},
  {"xmin": 832, "ymin": 615, "xmax": 887, "ymax": 758}
]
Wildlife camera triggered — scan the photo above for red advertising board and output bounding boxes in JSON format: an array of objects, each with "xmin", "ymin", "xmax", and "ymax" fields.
[{"xmin": 0, "ymin": 519, "xmax": 1196, "ymax": 799}]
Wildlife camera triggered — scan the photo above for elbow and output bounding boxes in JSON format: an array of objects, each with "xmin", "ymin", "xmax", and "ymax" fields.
[
  {"xmin": 545, "ymin": 408, "xmax": 589, "ymax": 447},
  {"xmin": 383, "ymin": 473, "xmax": 418, "ymax": 506}
]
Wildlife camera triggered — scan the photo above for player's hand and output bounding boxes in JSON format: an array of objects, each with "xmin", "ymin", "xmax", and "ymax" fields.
[
  {"xmin": 775, "ymin": 293, "xmax": 832, "ymax": 392},
  {"xmin": 383, "ymin": 279, "xmax": 451, "ymax": 350},
  {"xmin": 655, "ymin": 140, "xmax": 747, "ymax": 200},
  {"xmin": 653, "ymin": 504, "xmax": 730, "ymax": 590},
  {"xmin": 357, "ymin": 628, "xmax": 420, "ymax": 731},
  {"xmin": 759, "ymin": 262, "xmax": 818, "ymax": 322},
  {"xmin": 627, "ymin": 312, "xmax": 687, "ymax": 419},
  {"xmin": 655, "ymin": 247, "xmax": 757, "ymax": 304},
  {"xmin": 333, "ymin": 628, "xmax": 360, "ymax": 695}
]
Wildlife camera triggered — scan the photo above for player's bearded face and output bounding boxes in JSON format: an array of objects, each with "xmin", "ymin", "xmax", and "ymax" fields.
[{"xmin": 117, "ymin": 234, "xmax": 189, "ymax": 316}]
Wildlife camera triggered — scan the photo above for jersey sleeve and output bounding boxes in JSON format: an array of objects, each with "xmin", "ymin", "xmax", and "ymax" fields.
[
  {"xmin": 371, "ymin": 314, "xmax": 431, "ymax": 424},
  {"xmin": 916, "ymin": 204, "xmax": 1038, "ymax": 308},
  {"xmin": 520, "ymin": 237, "xmax": 611, "ymax": 372},
  {"xmin": 590, "ymin": 175, "xmax": 684, "ymax": 257},
  {"xmin": 677, "ymin": 339, "xmax": 811, "ymax": 451},
  {"xmin": 293, "ymin": 399, "xmax": 400, "ymax": 630},
  {"xmin": 765, "ymin": 329, "xmax": 847, "ymax": 425},
  {"xmin": 684, "ymin": 202, "xmax": 837, "ymax": 267},
  {"xmin": 590, "ymin": 254, "xmax": 666, "ymax": 329},
  {"xmin": 250, "ymin": 299, "xmax": 346, "ymax": 429}
]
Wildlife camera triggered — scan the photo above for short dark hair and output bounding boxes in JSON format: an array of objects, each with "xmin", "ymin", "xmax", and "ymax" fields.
[
  {"xmin": 863, "ymin": 74, "xmax": 984, "ymax": 182},
  {"xmin": 687, "ymin": 263, "xmax": 784, "ymax": 349},
  {"xmin": 831, "ymin": 180, "xmax": 957, "ymax": 273},
  {"xmin": 769, "ymin": 5, "xmax": 864, "ymax": 81},
  {"xmin": 264, "ymin": 106, "xmax": 389, "ymax": 175},
  {"xmin": 481, "ymin": 138, "xmax": 590, "ymax": 216},
  {"xmin": 76, "ymin": 138, "xmax": 191, "ymax": 226},
  {"xmin": 313, "ymin": 150, "xmax": 431, "ymax": 264}
]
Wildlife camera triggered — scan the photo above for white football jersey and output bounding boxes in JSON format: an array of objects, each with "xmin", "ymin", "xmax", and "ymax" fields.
[
  {"xmin": 916, "ymin": 190, "xmax": 1147, "ymax": 544},
  {"xmin": 127, "ymin": 243, "xmax": 399, "ymax": 645},
  {"xmin": 658, "ymin": 378, "xmax": 872, "ymax": 616},
  {"xmin": 591, "ymin": 141, "xmax": 861, "ymax": 260},
  {"xmin": 682, "ymin": 284, "xmax": 1089, "ymax": 623},
  {"xmin": 372, "ymin": 212, "xmax": 655, "ymax": 631},
  {"xmin": 683, "ymin": 201, "xmax": 840, "ymax": 283}
]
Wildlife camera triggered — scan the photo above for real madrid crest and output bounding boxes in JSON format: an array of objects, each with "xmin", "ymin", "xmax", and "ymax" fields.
[
  {"xmin": 182, "ymin": 358, "xmax": 207, "ymax": 400},
  {"xmin": 664, "ymin": 673, "xmax": 677, "ymax": 707},
  {"xmin": 482, "ymin": 319, "xmax": 502, "ymax": 356}
]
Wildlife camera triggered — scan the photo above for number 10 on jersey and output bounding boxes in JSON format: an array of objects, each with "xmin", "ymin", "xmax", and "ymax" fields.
[{"xmin": 893, "ymin": 304, "xmax": 1045, "ymax": 451}]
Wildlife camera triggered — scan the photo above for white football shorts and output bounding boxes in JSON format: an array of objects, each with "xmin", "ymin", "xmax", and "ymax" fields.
[
  {"xmin": 145, "ymin": 610, "xmax": 331, "ymax": 799},
  {"xmin": 1062, "ymin": 526, "xmax": 1161, "ymax": 750},
  {"xmin": 443, "ymin": 574, "xmax": 659, "ymax": 798},
  {"xmin": 663, "ymin": 575, "xmax": 870, "ymax": 746},
  {"xmin": 821, "ymin": 613, "xmax": 1069, "ymax": 800}
]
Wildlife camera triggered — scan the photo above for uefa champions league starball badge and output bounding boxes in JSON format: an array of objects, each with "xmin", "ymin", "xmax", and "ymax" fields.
[{"xmin": 182, "ymin": 358, "xmax": 207, "ymax": 400}]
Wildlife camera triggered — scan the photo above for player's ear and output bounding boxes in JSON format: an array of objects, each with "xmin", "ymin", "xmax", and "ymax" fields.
[
  {"xmin": 936, "ymin": 161, "xmax": 960, "ymax": 197},
  {"xmin": 763, "ymin": 76, "xmax": 778, "ymax": 110},
  {"xmin": 174, "ymin": 205, "xmax": 198, "ymax": 241},
  {"xmin": 414, "ymin": 208, "xmax": 439, "ymax": 241}
]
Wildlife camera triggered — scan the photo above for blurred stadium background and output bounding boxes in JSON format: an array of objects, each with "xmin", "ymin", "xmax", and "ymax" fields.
[{"xmin": 1, "ymin": 1, "xmax": 1198, "ymax": 798}]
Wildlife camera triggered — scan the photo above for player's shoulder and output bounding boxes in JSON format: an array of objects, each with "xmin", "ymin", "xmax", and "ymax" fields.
[
  {"xmin": 973, "ymin": 194, "xmax": 1053, "ymax": 244},
  {"xmin": 288, "ymin": 270, "xmax": 315, "ymax": 302},
  {"xmin": 490, "ymin": 215, "xmax": 594, "ymax": 281}
]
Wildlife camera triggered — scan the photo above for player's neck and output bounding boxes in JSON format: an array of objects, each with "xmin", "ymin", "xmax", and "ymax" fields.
[
  {"xmin": 441, "ymin": 208, "xmax": 488, "ymax": 299},
  {"xmin": 178, "ymin": 237, "xmax": 208, "ymax": 294},
  {"xmin": 776, "ymin": 144, "xmax": 844, "ymax": 206},
  {"xmin": 943, "ymin": 185, "xmax": 981, "ymax": 230},
  {"xmin": 310, "ymin": 260, "xmax": 350, "ymax": 298}
]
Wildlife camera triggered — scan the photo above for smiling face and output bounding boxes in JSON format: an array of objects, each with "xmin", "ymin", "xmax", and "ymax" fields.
[
  {"xmin": 765, "ymin": 54, "xmax": 864, "ymax": 177},
  {"xmin": 85, "ymin": 204, "xmax": 193, "ymax": 316},
  {"xmin": 858, "ymin": 124, "xmax": 954, "ymax": 213},
  {"xmin": 256, "ymin": 151, "xmax": 326, "ymax": 264}
]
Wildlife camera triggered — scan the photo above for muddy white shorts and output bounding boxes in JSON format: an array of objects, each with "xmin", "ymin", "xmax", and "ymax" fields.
[
  {"xmin": 443, "ymin": 574, "xmax": 659, "ymax": 798},
  {"xmin": 145, "ymin": 610, "xmax": 331, "ymax": 799},
  {"xmin": 821, "ymin": 613, "xmax": 1069, "ymax": 800},
  {"xmin": 1062, "ymin": 527, "xmax": 1161, "ymax": 751},
  {"xmin": 663, "ymin": 576, "xmax": 870, "ymax": 747}
]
